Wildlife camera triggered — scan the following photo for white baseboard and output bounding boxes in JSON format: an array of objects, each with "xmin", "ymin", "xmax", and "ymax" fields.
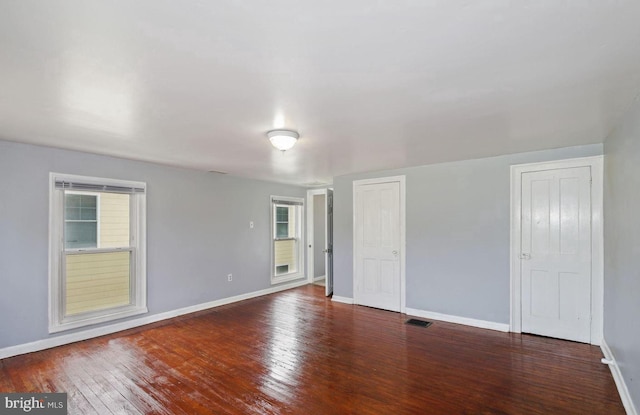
[
  {"xmin": 601, "ymin": 338, "xmax": 638, "ymax": 415},
  {"xmin": 0, "ymin": 279, "xmax": 309, "ymax": 360},
  {"xmin": 332, "ymin": 296, "xmax": 354, "ymax": 304},
  {"xmin": 314, "ymin": 275, "xmax": 326, "ymax": 282},
  {"xmin": 405, "ymin": 307, "xmax": 510, "ymax": 332}
]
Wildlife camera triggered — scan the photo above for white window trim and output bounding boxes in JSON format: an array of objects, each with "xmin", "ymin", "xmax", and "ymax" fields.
[
  {"xmin": 270, "ymin": 195, "xmax": 305, "ymax": 284},
  {"xmin": 49, "ymin": 173, "xmax": 148, "ymax": 333}
]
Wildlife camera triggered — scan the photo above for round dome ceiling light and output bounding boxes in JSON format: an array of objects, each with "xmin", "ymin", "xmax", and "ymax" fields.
[{"xmin": 267, "ymin": 129, "xmax": 299, "ymax": 152}]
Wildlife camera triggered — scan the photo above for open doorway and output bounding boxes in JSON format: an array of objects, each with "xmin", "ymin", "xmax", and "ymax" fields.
[{"xmin": 307, "ymin": 188, "xmax": 333, "ymax": 296}]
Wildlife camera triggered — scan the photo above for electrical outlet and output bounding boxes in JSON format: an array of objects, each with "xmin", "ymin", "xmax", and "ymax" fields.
[{"xmin": 227, "ymin": 273, "xmax": 233, "ymax": 282}]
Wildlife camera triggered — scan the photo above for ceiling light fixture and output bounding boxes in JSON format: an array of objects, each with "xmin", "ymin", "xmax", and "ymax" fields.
[{"xmin": 267, "ymin": 129, "xmax": 299, "ymax": 152}]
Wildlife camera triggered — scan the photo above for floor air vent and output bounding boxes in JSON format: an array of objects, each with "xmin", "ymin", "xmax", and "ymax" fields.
[{"xmin": 406, "ymin": 319, "xmax": 432, "ymax": 328}]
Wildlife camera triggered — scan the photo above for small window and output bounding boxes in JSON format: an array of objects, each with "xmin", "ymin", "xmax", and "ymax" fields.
[
  {"xmin": 49, "ymin": 173, "xmax": 147, "ymax": 333},
  {"xmin": 271, "ymin": 196, "xmax": 304, "ymax": 284}
]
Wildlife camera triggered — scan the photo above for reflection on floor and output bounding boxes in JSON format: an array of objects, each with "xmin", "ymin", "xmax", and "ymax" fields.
[{"xmin": 0, "ymin": 285, "xmax": 624, "ymax": 414}]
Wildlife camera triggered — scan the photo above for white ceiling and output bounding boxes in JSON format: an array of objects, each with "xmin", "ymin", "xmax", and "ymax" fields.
[{"xmin": 1, "ymin": 1, "xmax": 639, "ymax": 186}]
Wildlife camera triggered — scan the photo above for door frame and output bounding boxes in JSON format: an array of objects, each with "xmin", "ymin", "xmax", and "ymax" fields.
[
  {"xmin": 306, "ymin": 188, "xmax": 330, "ymax": 285},
  {"xmin": 352, "ymin": 175, "xmax": 406, "ymax": 313},
  {"xmin": 325, "ymin": 189, "xmax": 334, "ymax": 297},
  {"xmin": 510, "ymin": 156, "xmax": 603, "ymax": 345}
]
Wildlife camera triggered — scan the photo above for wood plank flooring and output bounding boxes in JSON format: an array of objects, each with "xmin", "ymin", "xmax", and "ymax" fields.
[{"xmin": 0, "ymin": 285, "xmax": 624, "ymax": 414}]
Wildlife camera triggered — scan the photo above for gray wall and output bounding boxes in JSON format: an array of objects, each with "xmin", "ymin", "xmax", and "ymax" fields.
[
  {"xmin": 0, "ymin": 139, "xmax": 306, "ymax": 349},
  {"xmin": 333, "ymin": 144, "xmax": 603, "ymax": 323},
  {"xmin": 604, "ymin": 95, "xmax": 640, "ymax": 408},
  {"xmin": 313, "ymin": 194, "xmax": 326, "ymax": 278}
]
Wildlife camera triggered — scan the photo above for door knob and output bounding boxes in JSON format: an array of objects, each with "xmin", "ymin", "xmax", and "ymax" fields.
[
  {"xmin": 520, "ymin": 253, "xmax": 531, "ymax": 260},
  {"xmin": 392, "ymin": 250, "xmax": 398, "ymax": 255}
]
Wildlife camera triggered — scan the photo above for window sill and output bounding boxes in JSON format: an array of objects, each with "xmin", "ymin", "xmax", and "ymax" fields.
[
  {"xmin": 49, "ymin": 306, "xmax": 148, "ymax": 334},
  {"xmin": 271, "ymin": 273, "xmax": 305, "ymax": 285}
]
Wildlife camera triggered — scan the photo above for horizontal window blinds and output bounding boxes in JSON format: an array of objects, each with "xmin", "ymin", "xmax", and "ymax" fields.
[
  {"xmin": 55, "ymin": 180, "xmax": 145, "ymax": 194},
  {"xmin": 272, "ymin": 199, "xmax": 303, "ymax": 206}
]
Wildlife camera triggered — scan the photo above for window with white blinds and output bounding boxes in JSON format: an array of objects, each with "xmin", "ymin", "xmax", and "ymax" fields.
[
  {"xmin": 49, "ymin": 173, "xmax": 147, "ymax": 333},
  {"xmin": 271, "ymin": 196, "xmax": 304, "ymax": 284}
]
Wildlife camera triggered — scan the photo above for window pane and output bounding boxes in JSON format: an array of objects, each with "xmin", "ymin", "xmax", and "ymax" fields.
[
  {"xmin": 276, "ymin": 223, "xmax": 289, "ymax": 238},
  {"xmin": 65, "ymin": 251, "xmax": 131, "ymax": 316},
  {"xmin": 81, "ymin": 195, "xmax": 97, "ymax": 208},
  {"xmin": 80, "ymin": 207, "xmax": 97, "ymax": 221},
  {"xmin": 64, "ymin": 192, "xmax": 131, "ymax": 249},
  {"xmin": 276, "ymin": 206, "xmax": 288, "ymax": 222},
  {"xmin": 65, "ymin": 195, "xmax": 97, "ymax": 220},
  {"xmin": 65, "ymin": 193, "xmax": 98, "ymax": 249},
  {"xmin": 65, "ymin": 207, "xmax": 81, "ymax": 220},
  {"xmin": 66, "ymin": 194, "xmax": 82, "ymax": 208},
  {"xmin": 65, "ymin": 222, "xmax": 97, "ymax": 249},
  {"xmin": 275, "ymin": 265, "xmax": 289, "ymax": 275}
]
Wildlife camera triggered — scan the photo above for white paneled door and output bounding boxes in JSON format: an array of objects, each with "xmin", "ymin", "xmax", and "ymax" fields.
[
  {"xmin": 520, "ymin": 166, "xmax": 592, "ymax": 343},
  {"xmin": 354, "ymin": 180, "xmax": 402, "ymax": 312}
]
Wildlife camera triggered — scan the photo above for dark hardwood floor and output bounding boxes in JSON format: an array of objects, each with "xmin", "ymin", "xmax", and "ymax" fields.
[{"xmin": 0, "ymin": 285, "xmax": 624, "ymax": 414}]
